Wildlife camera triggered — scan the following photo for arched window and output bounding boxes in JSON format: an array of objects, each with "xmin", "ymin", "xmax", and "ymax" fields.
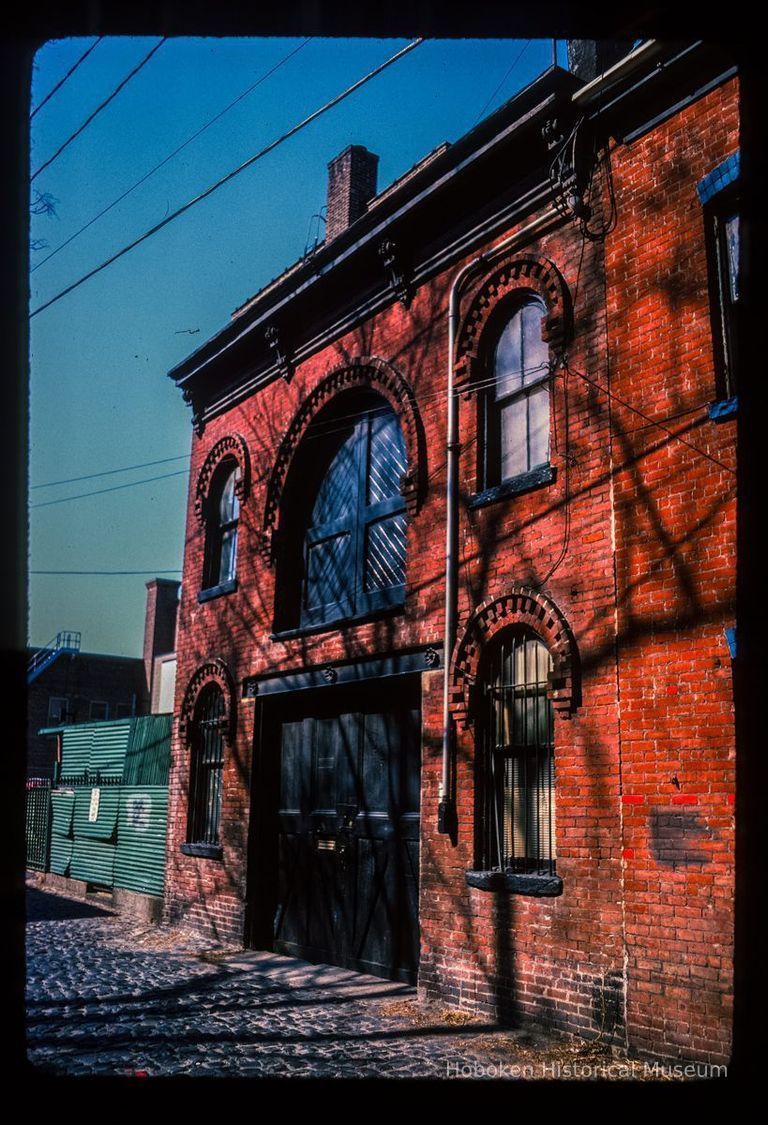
[
  {"xmin": 481, "ymin": 297, "xmax": 550, "ymax": 489},
  {"xmin": 202, "ymin": 461, "xmax": 240, "ymax": 594},
  {"xmin": 275, "ymin": 391, "xmax": 408, "ymax": 632},
  {"xmin": 187, "ymin": 683, "xmax": 226, "ymax": 848},
  {"xmin": 479, "ymin": 629, "xmax": 555, "ymax": 875}
]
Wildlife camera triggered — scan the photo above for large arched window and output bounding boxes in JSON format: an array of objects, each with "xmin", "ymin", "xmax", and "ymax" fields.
[
  {"xmin": 202, "ymin": 460, "xmax": 240, "ymax": 595},
  {"xmin": 478, "ymin": 629, "xmax": 556, "ymax": 875},
  {"xmin": 480, "ymin": 297, "xmax": 550, "ymax": 489},
  {"xmin": 186, "ymin": 683, "xmax": 226, "ymax": 849},
  {"xmin": 275, "ymin": 390, "xmax": 408, "ymax": 632}
]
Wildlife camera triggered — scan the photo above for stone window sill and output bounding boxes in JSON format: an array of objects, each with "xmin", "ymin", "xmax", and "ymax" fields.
[
  {"xmin": 707, "ymin": 396, "xmax": 737, "ymax": 422},
  {"xmin": 465, "ymin": 869, "xmax": 563, "ymax": 897},
  {"xmin": 198, "ymin": 578, "xmax": 238, "ymax": 604},
  {"xmin": 468, "ymin": 464, "xmax": 556, "ymax": 510},
  {"xmin": 180, "ymin": 842, "xmax": 223, "ymax": 860},
  {"xmin": 271, "ymin": 599, "xmax": 405, "ymax": 642}
]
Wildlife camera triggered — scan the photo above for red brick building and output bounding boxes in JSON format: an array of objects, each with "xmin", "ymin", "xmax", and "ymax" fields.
[{"xmin": 163, "ymin": 41, "xmax": 738, "ymax": 1064}]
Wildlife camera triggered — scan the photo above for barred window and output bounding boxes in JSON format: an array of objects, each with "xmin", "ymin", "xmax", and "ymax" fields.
[
  {"xmin": 187, "ymin": 684, "xmax": 226, "ymax": 848},
  {"xmin": 479, "ymin": 630, "xmax": 556, "ymax": 875}
]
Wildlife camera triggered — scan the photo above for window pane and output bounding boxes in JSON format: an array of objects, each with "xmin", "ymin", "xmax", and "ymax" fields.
[
  {"xmin": 189, "ymin": 687, "xmax": 225, "ymax": 846},
  {"xmin": 364, "ymin": 512, "xmax": 407, "ymax": 593},
  {"xmin": 219, "ymin": 469, "xmax": 240, "ymax": 523},
  {"xmin": 725, "ymin": 212, "xmax": 739, "ymax": 302},
  {"xmin": 312, "ymin": 426, "xmax": 357, "ymax": 524},
  {"xmin": 494, "ymin": 313, "xmax": 523, "ymax": 397},
  {"xmin": 367, "ymin": 409, "xmax": 407, "ymax": 504},
  {"xmin": 219, "ymin": 527, "xmax": 237, "ymax": 585},
  {"xmin": 487, "ymin": 633, "xmax": 554, "ymax": 873},
  {"xmin": 305, "ymin": 533, "xmax": 352, "ymax": 611},
  {"xmin": 522, "ymin": 302, "xmax": 548, "ymax": 385},
  {"xmin": 499, "ymin": 399, "xmax": 527, "ymax": 480},
  {"xmin": 528, "ymin": 385, "xmax": 549, "ymax": 469}
]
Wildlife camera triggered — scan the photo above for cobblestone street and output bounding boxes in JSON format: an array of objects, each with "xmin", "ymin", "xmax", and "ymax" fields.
[
  {"xmin": 25, "ymin": 883, "xmax": 535, "ymax": 1078},
  {"xmin": 26, "ymin": 882, "xmax": 681, "ymax": 1080}
]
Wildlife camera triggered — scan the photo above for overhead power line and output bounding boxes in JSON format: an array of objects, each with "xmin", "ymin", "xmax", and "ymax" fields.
[
  {"xmin": 29, "ymin": 37, "xmax": 425, "ymax": 319},
  {"xmin": 31, "ymin": 38, "xmax": 167, "ymax": 183},
  {"xmin": 474, "ymin": 40, "xmax": 532, "ymax": 125},
  {"xmin": 563, "ymin": 360, "xmax": 736, "ymax": 476},
  {"xmin": 31, "ymin": 38, "xmax": 104, "ymax": 120},
  {"xmin": 30, "ymin": 468, "xmax": 189, "ymax": 509},
  {"xmin": 32, "ymin": 453, "xmax": 190, "ymax": 489},
  {"xmin": 31, "ymin": 569, "xmax": 182, "ymax": 575},
  {"xmin": 32, "ymin": 38, "xmax": 312, "ymax": 274}
]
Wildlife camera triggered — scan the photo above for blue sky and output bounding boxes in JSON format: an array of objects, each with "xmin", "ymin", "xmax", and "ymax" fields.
[{"xmin": 29, "ymin": 35, "xmax": 565, "ymax": 657}]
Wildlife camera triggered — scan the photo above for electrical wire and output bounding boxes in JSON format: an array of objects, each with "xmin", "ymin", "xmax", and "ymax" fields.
[
  {"xmin": 30, "ymin": 38, "xmax": 424, "ymax": 319},
  {"xmin": 32, "ymin": 39, "xmax": 312, "ymax": 274},
  {"xmin": 473, "ymin": 40, "xmax": 532, "ymax": 125},
  {"xmin": 31, "ymin": 38, "xmax": 167, "ymax": 183},
  {"xmin": 563, "ymin": 359, "xmax": 735, "ymax": 475},
  {"xmin": 30, "ymin": 468, "xmax": 189, "ymax": 509},
  {"xmin": 32, "ymin": 453, "xmax": 190, "ymax": 489},
  {"xmin": 30, "ymin": 38, "xmax": 103, "ymax": 120},
  {"xmin": 31, "ymin": 569, "xmax": 182, "ymax": 575}
]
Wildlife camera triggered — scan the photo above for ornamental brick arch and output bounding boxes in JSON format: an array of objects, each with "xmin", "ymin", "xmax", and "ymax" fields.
[
  {"xmin": 449, "ymin": 585, "xmax": 579, "ymax": 727},
  {"xmin": 178, "ymin": 658, "xmax": 236, "ymax": 745},
  {"xmin": 260, "ymin": 356, "xmax": 426, "ymax": 562},
  {"xmin": 454, "ymin": 254, "xmax": 572, "ymax": 394},
  {"xmin": 194, "ymin": 434, "xmax": 251, "ymax": 525}
]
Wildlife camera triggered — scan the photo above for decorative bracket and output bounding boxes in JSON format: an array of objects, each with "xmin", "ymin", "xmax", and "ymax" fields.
[
  {"xmin": 265, "ymin": 324, "xmax": 293, "ymax": 382},
  {"xmin": 542, "ymin": 117, "xmax": 564, "ymax": 151},
  {"xmin": 182, "ymin": 387, "xmax": 205, "ymax": 437},
  {"xmin": 379, "ymin": 239, "xmax": 411, "ymax": 308},
  {"xmin": 545, "ymin": 116, "xmax": 592, "ymax": 224}
]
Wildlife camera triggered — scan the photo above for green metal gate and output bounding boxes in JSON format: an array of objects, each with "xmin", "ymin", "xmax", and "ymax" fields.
[
  {"xmin": 26, "ymin": 779, "xmax": 52, "ymax": 871},
  {"xmin": 36, "ymin": 715, "xmax": 172, "ymax": 894}
]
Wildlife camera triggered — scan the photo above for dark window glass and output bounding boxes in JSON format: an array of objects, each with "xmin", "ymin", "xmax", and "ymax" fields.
[
  {"xmin": 482, "ymin": 299, "xmax": 550, "ymax": 487},
  {"xmin": 298, "ymin": 399, "xmax": 408, "ymax": 629},
  {"xmin": 709, "ymin": 200, "xmax": 739, "ymax": 398},
  {"xmin": 480, "ymin": 631, "xmax": 555, "ymax": 875},
  {"xmin": 203, "ymin": 462, "xmax": 240, "ymax": 591},
  {"xmin": 187, "ymin": 684, "xmax": 226, "ymax": 847}
]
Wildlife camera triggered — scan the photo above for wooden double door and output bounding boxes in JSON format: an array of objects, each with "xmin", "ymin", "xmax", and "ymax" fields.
[{"xmin": 248, "ymin": 677, "xmax": 421, "ymax": 983}]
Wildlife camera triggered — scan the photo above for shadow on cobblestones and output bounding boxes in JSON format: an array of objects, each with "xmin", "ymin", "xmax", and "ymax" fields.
[
  {"xmin": 26, "ymin": 887, "xmax": 115, "ymax": 922},
  {"xmin": 27, "ymin": 980, "xmax": 414, "ymax": 1022},
  {"xmin": 26, "ymin": 964, "xmax": 236, "ymax": 1011}
]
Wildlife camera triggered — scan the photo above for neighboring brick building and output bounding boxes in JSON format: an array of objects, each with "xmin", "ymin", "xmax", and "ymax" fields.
[
  {"xmin": 163, "ymin": 41, "xmax": 738, "ymax": 1064},
  {"xmin": 28, "ymin": 578, "xmax": 180, "ymax": 778}
]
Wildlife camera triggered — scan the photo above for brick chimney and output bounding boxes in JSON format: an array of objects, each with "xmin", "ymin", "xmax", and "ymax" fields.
[
  {"xmin": 143, "ymin": 578, "xmax": 180, "ymax": 707},
  {"xmin": 567, "ymin": 40, "xmax": 633, "ymax": 83},
  {"xmin": 325, "ymin": 145, "xmax": 379, "ymax": 242}
]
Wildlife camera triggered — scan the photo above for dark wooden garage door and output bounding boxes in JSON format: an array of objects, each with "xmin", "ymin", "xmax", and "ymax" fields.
[{"xmin": 254, "ymin": 677, "xmax": 420, "ymax": 983}]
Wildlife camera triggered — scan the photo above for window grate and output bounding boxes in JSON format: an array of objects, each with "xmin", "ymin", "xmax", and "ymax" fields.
[
  {"xmin": 482, "ymin": 631, "xmax": 555, "ymax": 875},
  {"xmin": 187, "ymin": 685, "xmax": 226, "ymax": 847}
]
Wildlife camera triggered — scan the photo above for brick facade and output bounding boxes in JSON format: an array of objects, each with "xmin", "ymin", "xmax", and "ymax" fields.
[{"xmin": 163, "ymin": 52, "xmax": 737, "ymax": 1064}]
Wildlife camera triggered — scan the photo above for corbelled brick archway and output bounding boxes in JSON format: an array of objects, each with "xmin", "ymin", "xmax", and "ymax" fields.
[
  {"xmin": 454, "ymin": 254, "xmax": 572, "ymax": 395},
  {"xmin": 178, "ymin": 658, "xmax": 236, "ymax": 745},
  {"xmin": 449, "ymin": 585, "xmax": 579, "ymax": 726},
  {"xmin": 260, "ymin": 356, "xmax": 426, "ymax": 561},
  {"xmin": 194, "ymin": 434, "xmax": 251, "ymax": 525}
]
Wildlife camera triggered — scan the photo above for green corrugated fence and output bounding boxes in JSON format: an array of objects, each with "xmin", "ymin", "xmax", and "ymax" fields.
[
  {"xmin": 114, "ymin": 787, "xmax": 169, "ymax": 896},
  {"xmin": 33, "ymin": 715, "xmax": 172, "ymax": 896}
]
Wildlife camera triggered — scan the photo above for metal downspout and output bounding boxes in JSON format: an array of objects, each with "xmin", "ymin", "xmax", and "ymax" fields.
[{"xmin": 438, "ymin": 206, "xmax": 561, "ymax": 834}]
